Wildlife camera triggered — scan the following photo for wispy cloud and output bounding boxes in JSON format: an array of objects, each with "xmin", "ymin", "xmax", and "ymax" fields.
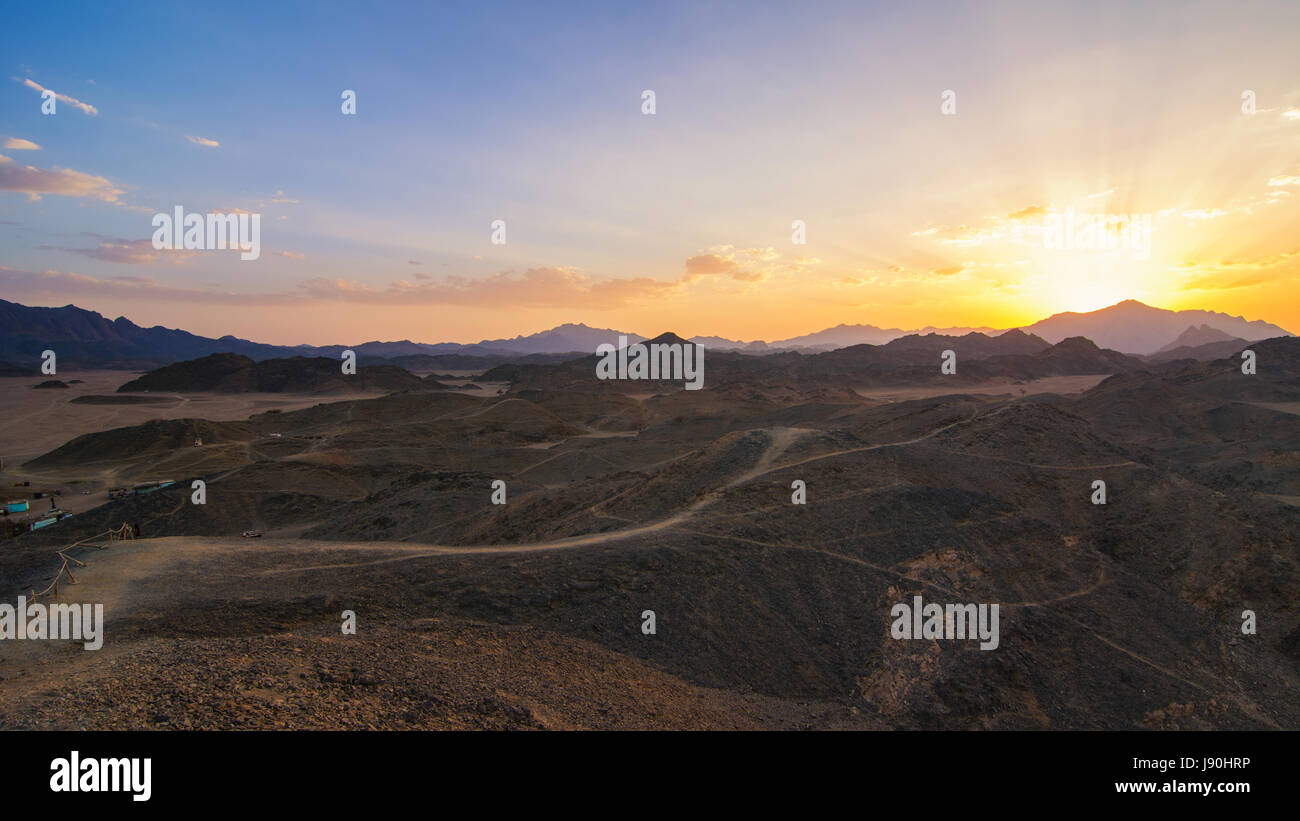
[
  {"xmin": 0, "ymin": 264, "xmax": 688, "ymax": 310},
  {"xmin": 185, "ymin": 135, "xmax": 220, "ymax": 147},
  {"xmin": 684, "ymin": 252, "xmax": 740, "ymax": 276},
  {"xmin": 41, "ymin": 236, "xmax": 193, "ymax": 265},
  {"xmin": 1180, "ymin": 208, "xmax": 1226, "ymax": 220},
  {"xmin": 1007, "ymin": 205, "xmax": 1047, "ymax": 220},
  {"xmin": 1174, "ymin": 251, "xmax": 1300, "ymax": 291},
  {"xmin": 19, "ymin": 78, "xmax": 98, "ymax": 116},
  {"xmin": 2, "ymin": 138, "xmax": 40, "ymax": 150},
  {"xmin": 0, "ymin": 265, "xmax": 296, "ymax": 305},
  {"xmin": 0, "ymin": 153, "xmax": 123, "ymax": 202},
  {"xmin": 298, "ymin": 266, "xmax": 683, "ymax": 309},
  {"xmin": 681, "ymin": 245, "xmax": 795, "ymax": 284},
  {"xmin": 932, "ymin": 265, "xmax": 969, "ymax": 277}
]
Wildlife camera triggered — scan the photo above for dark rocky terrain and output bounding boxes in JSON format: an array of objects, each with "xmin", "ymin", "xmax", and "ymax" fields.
[
  {"xmin": 116, "ymin": 353, "xmax": 425, "ymax": 395},
  {"xmin": 1, "ymin": 335, "xmax": 1296, "ymax": 730},
  {"xmin": 1148, "ymin": 339, "xmax": 1252, "ymax": 363}
]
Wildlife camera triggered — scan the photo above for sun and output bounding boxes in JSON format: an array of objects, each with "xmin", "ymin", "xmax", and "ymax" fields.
[
  {"xmin": 1033, "ymin": 253, "xmax": 1152, "ymax": 315},
  {"xmin": 1060, "ymin": 280, "xmax": 1133, "ymax": 314}
]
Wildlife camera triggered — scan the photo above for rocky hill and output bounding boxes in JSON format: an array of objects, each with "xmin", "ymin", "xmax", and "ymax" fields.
[{"xmin": 115, "ymin": 353, "xmax": 424, "ymax": 395}]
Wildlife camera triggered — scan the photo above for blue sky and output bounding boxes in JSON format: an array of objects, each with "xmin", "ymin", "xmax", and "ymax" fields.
[{"xmin": 2, "ymin": 0, "xmax": 1298, "ymax": 344}]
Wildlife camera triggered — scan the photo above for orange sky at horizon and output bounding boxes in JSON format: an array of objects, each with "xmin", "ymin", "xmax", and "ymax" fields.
[{"xmin": 33, "ymin": 281, "xmax": 1295, "ymax": 347}]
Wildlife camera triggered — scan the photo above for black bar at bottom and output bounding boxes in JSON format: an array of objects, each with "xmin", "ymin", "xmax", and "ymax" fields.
[{"xmin": 2, "ymin": 730, "xmax": 1288, "ymax": 810}]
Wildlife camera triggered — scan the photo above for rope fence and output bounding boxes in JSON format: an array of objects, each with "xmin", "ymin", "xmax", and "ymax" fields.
[{"xmin": 28, "ymin": 522, "xmax": 135, "ymax": 601}]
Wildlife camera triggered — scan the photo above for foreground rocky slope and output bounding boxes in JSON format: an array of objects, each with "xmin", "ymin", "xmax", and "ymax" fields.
[{"xmin": 2, "ymin": 338, "xmax": 1297, "ymax": 729}]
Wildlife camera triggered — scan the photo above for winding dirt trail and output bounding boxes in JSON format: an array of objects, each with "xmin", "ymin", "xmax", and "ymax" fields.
[
  {"xmin": 23, "ymin": 403, "xmax": 1272, "ymax": 728},
  {"xmin": 30, "ymin": 404, "xmax": 1150, "ymax": 588},
  {"xmin": 46, "ymin": 413, "xmax": 1008, "ymax": 580}
]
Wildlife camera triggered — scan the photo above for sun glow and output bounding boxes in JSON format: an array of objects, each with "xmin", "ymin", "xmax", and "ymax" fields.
[{"xmin": 1032, "ymin": 253, "xmax": 1157, "ymax": 316}]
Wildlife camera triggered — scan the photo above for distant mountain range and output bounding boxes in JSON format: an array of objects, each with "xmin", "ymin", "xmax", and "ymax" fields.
[
  {"xmin": 486, "ymin": 328, "xmax": 1155, "ymax": 394},
  {"xmin": 0, "ymin": 298, "xmax": 1291, "ymax": 370},
  {"xmin": 693, "ymin": 323, "xmax": 1000, "ymax": 352},
  {"xmin": 1019, "ymin": 300, "xmax": 1287, "ymax": 354},
  {"xmin": 0, "ymin": 299, "xmax": 301, "ymax": 370}
]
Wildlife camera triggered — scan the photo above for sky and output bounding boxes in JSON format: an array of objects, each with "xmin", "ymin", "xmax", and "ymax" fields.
[{"xmin": 1, "ymin": 0, "xmax": 1298, "ymax": 345}]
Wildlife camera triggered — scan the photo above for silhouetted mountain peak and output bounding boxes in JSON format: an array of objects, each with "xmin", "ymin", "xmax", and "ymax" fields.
[
  {"xmin": 1053, "ymin": 336, "xmax": 1101, "ymax": 352},
  {"xmin": 1155, "ymin": 324, "xmax": 1241, "ymax": 353},
  {"xmin": 644, "ymin": 332, "xmax": 694, "ymax": 346}
]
